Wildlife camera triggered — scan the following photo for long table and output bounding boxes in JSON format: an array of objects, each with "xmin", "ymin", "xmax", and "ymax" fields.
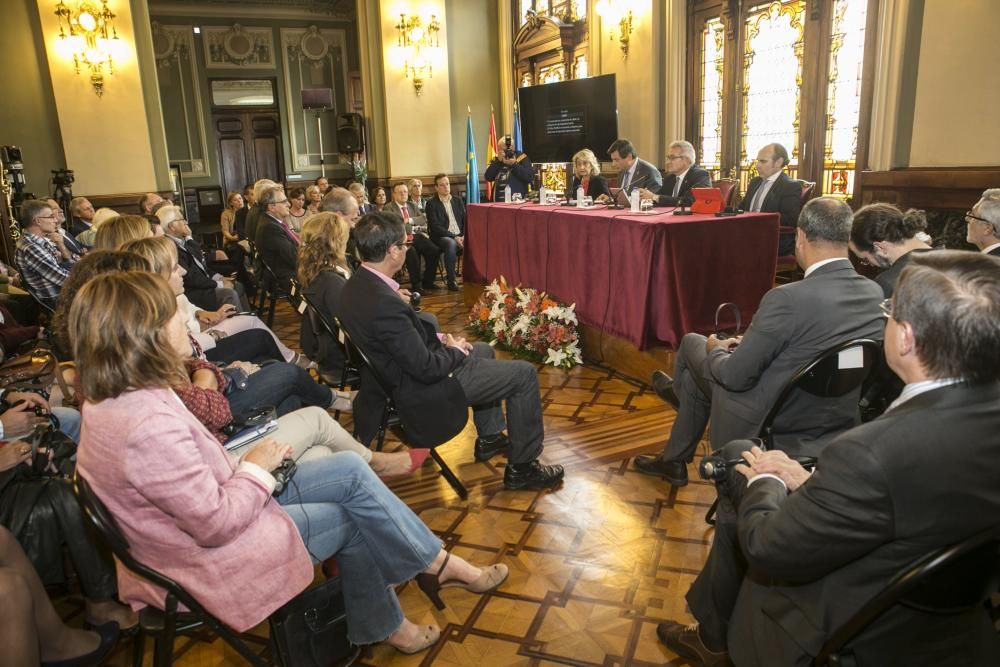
[{"xmin": 463, "ymin": 203, "xmax": 780, "ymax": 350}]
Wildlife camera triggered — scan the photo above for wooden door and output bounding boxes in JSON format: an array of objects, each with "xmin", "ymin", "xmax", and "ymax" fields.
[{"xmin": 213, "ymin": 111, "xmax": 284, "ymax": 196}]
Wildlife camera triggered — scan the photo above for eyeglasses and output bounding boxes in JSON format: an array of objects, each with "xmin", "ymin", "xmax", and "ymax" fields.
[
  {"xmin": 666, "ymin": 155, "xmax": 685, "ymax": 161},
  {"xmin": 393, "ymin": 241, "xmax": 407, "ymax": 249},
  {"xmin": 879, "ymin": 298, "xmax": 893, "ymax": 319},
  {"xmin": 35, "ymin": 214, "xmax": 57, "ymax": 220},
  {"xmin": 273, "ymin": 199, "xmax": 289, "ymax": 205},
  {"xmin": 965, "ymin": 211, "xmax": 991, "ymax": 224}
]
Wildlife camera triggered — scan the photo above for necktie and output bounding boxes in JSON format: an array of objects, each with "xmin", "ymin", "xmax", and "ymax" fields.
[
  {"xmin": 620, "ymin": 170, "xmax": 631, "ymax": 193},
  {"xmin": 751, "ymin": 182, "xmax": 767, "ymax": 212},
  {"xmin": 401, "ymin": 205, "xmax": 410, "ymax": 222},
  {"xmin": 672, "ymin": 176, "xmax": 682, "ymax": 198}
]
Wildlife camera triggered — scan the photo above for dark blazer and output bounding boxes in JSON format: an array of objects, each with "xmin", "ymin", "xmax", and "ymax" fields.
[
  {"xmin": 874, "ymin": 247, "xmax": 932, "ymax": 298},
  {"xmin": 385, "ymin": 200, "xmax": 424, "ymax": 225},
  {"xmin": 986, "ymin": 245, "xmax": 1000, "ymax": 257},
  {"xmin": 654, "ymin": 165, "xmax": 712, "ymax": 206},
  {"xmin": 618, "ymin": 158, "xmax": 663, "ymax": 195},
  {"xmin": 730, "ymin": 382, "xmax": 1000, "ymax": 666},
  {"xmin": 60, "ymin": 228, "xmax": 85, "ymax": 256},
  {"xmin": 338, "ymin": 267, "xmax": 467, "ymax": 447},
  {"xmin": 484, "ymin": 153, "xmax": 534, "ymax": 201},
  {"xmin": 569, "ymin": 174, "xmax": 612, "ymax": 201},
  {"xmin": 254, "ymin": 214, "xmax": 298, "ymax": 283},
  {"xmin": 244, "ymin": 205, "xmax": 264, "ymax": 247},
  {"xmin": 739, "ymin": 171, "xmax": 803, "ymax": 228},
  {"xmin": 300, "ymin": 267, "xmax": 349, "ymax": 377},
  {"xmin": 425, "ymin": 196, "xmax": 466, "ymax": 240},
  {"xmin": 233, "ymin": 205, "xmax": 249, "ymax": 239},
  {"xmin": 171, "ymin": 237, "xmax": 219, "ymax": 310},
  {"xmin": 70, "ymin": 217, "xmax": 92, "ymax": 238},
  {"xmin": 705, "ymin": 259, "xmax": 884, "ymax": 455}
]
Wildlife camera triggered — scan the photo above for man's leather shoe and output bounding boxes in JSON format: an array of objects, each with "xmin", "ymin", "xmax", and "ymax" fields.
[
  {"xmin": 422, "ymin": 282, "xmax": 441, "ymax": 291},
  {"xmin": 633, "ymin": 455, "xmax": 688, "ymax": 486},
  {"xmin": 651, "ymin": 370, "xmax": 680, "ymax": 409},
  {"xmin": 447, "ymin": 281, "xmax": 460, "ymax": 292},
  {"xmin": 656, "ymin": 621, "xmax": 733, "ymax": 667},
  {"xmin": 504, "ymin": 460, "xmax": 565, "ymax": 490},
  {"xmin": 474, "ymin": 433, "xmax": 510, "ymax": 462}
]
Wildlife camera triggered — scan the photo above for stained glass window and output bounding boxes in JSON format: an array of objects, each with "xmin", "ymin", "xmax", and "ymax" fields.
[
  {"xmin": 518, "ymin": 1, "xmax": 586, "ymax": 27},
  {"xmin": 574, "ymin": 54, "xmax": 588, "ymax": 79},
  {"xmin": 741, "ymin": 1, "xmax": 805, "ymax": 185},
  {"xmin": 823, "ymin": 0, "xmax": 868, "ymax": 198},
  {"xmin": 539, "ymin": 63, "xmax": 565, "ymax": 84},
  {"xmin": 699, "ymin": 17, "xmax": 725, "ymax": 176}
]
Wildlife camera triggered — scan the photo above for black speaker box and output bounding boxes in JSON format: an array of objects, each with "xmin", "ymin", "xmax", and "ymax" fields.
[{"xmin": 337, "ymin": 113, "xmax": 365, "ymax": 153}]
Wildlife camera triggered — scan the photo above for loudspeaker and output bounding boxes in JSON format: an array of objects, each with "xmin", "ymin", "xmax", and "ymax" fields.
[
  {"xmin": 301, "ymin": 88, "xmax": 333, "ymax": 110},
  {"xmin": 337, "ymin": 113, "xmax": 364, "ymax": 153}
]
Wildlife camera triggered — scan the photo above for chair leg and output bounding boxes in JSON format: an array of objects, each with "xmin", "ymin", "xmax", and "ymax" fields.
[
  {"xmin": 153, "ymin": 597, "xmax": 178, "ymax": 667},
  {"xmin": 131, "ymin": 628, "xmax": 145, "ymax": 667},
  {"xmin": 705, "ymin": 497, "xmax": 719, "ymax": 526},
  {"xmin": 429, "ymin": 448, "xmax": 468, "ymax": 499},
  {"xmin": 266, "ymin": 292, "xmax": 277, "ymax": 327}
]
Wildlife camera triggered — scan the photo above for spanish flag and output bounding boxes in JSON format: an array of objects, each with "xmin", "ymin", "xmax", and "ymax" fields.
[
  {"xmin": 486, "ymin": 107, "xmax": 498, "ymax": 201},
  {"xmin": 465, "ymin": 112, "xmax": 480, "ymax": 205}
]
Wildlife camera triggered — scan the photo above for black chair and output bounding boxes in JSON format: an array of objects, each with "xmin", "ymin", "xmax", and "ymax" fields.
[
  {"xmin": 73, "ymin": 472, "xmax": 272, "ymax": 667},
  {"xmin": 334, "ymin": 317, "xmax": 469, "ymax": 499},
  {"xmin": 298, "ymin": 290, "xmax": 361, "ymax": 420},
  {"xmin": 255, "ymin": 257, "xmax": 295, "ymax": 327},
  {"xmin": 814, "ymin": 526, "xmax": 1000, "ymax": 666},
  {"xmin": 705, "ymin": 338, "xmax": 882, "ymax": 525}
]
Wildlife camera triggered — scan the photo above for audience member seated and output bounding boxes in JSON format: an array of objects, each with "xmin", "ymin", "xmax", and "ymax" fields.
[
  {"xmin": 635, "ymin": 198, "xmax": 884, "ymax": 486},
  {"xmin": 286, "ymin": 187, "xmax": 309, "ymax": 232},
  {"xmin": 607, "ymin": 138, "xmax": 663, "ymax": 202},
  {"xmin": 15, "ymin": 199, "xmax": 81, "ymax": 310},
  {"xmin": 73, "ymin": 271, "xmax": 507, "ymax": 655},
  {"xmin": 315, "ymin": 175, "xmax": 330, "ymax": 195},
  {"xmin": 305, "ymin": 184, "xmax": 322, "ymax": 214},
  {"xmin": 138, "ymin": 192, "xmax": 163, "ymax": 216},
  {"xmin": 232, "ymin": 184, "xmax": 254, "ymax": 241},
  {"xmin": 485, "ymin": 135, "xmax": 535, "ymax": 202},
  {"xmin": 46, "ymin": 197, "xmax": 86, "ymax": 256},
  {"xmin": 425, "ymin": 173, "xmax": 465, "ymax": 291},
  {"xmin": 386, "ymin": 181, "xmax": 440, "ymax": 291},
  {"xmin": 245, "ymin": 178, "xmax": 278, "ymax": 244},
  {"xmin": 850, "ymin": 203, "xmax": 932, "ymax": 297},
  {"xmin": 407, "ymin": 178, "xmax": 427, "ymax": 214},
  {"xmin": 221, "ymin": 190, "xmax": 250, "ymax": 255},
  {"xmin": 0, "ymin": 525, "xmax": 120, "ymax": 665},
  {"xmin": 93, "ymin": 214, "xmax": 153, "ymax": 250},
  {"xmin": 350, "ymin": 182, "xmax": 376, "ymax": 214},
  {"xmin": 159, "ymin": 205, "xmax": 248, "ymax": 311},
  {"xmin": 568, "ymin": 148, "xmax": 611, "ymax": 202},
  {"xmin": 657, "ymin": 250, "xmax": 1000, "ymax": 667},
  {"xmin": 339, "ymin": 212, "xmax": 565, "ymax": 490},
  {"xmin": 123, "ymin": 236, "xmax": 311, "ymax": 368},
  {"xmin": 966, "ymin": 187, "xmax": 1000, "ymax": 257},
  {"xmin": 68, "ymin": 196, "xmax": 95, "ymax": 237},
  {"xmin": 77, "ymin": 207, "xmax": 118, "ymax": 248},
  {"xmin": 738, "ymin": 143, "xmax": 803, "ymax": 256},
  {"xmin": 0, "ymin": 407, "xmax": 136, "ymax": 632},
  {"xmin": 373, "ymin": 186, "xmax": 388, "ymax": 211},
  {"xmin": 638, "ymin": 140, "xmax": 712, "ymax": 207},
  {"xmin": 319, "ymin": 186, "xmax": 363, "ymax": 268},
  {"xmin": 255, "ymin": 185, "xmax": 300, "ymax": 286}
]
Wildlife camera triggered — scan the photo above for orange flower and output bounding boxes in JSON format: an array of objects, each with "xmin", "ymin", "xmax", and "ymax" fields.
[
  {"xmin": 478, "ymin": 307, "xmax": 490, "ymax": 321},
  {"xmin": 541, "ymin": 298, "xmax": 557, "ymax": 311}
]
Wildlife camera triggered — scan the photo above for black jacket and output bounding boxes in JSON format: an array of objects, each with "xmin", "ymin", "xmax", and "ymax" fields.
[
  {"xmin": 654, "ymin": 165, "xmax": 712, "ymax": 206},
  {"xmin": 425, "ymin": 195, "xmax": 466, "ymax": 240},
  {"xmin": 254, "ymin": 214, "xmax": 298, "ymax": 283},
  {"xmin": 484, "ymin": 153, "xmax": 534, "ymax": 201},
  {"xmin": 171, "ymin": 236, "xmax": 219, "ymax": 310},
  {"xmin": 569, "ymin": 174, "xmax": 612, "ymax": 201},
  {"xmin": 739, "ymin": 172, "xmax": 803, "ymax": 228}
]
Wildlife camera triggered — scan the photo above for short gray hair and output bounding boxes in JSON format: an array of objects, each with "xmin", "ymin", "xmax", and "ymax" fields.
[
  {"xmin": 259, "ymin": 185, "xmax": 285, "ymax": 207},
  {"xmin": 253, "ymin": 179, "xmax": 278, "ymax": 203},
  {"xmin": 798, "ymin": 197, "xmax": 852, "ymax": 244},
  {"xmin": 19, "ymin": 199, "xmax": 51, "ymax": 229},
  {"xmin": 320, "ymin": 187, "xmax": 357, "ymax": 215},
  {"xmin": 155, "ymin": 205, "xmax": 185, "ymax": 229},
  {"xmin": 669, "ymin": 140, "xmax": 696, "ymax": 164},
  {"xmin": 974, "ymin": 188, "xmax": 1000, "ymax": 237}
]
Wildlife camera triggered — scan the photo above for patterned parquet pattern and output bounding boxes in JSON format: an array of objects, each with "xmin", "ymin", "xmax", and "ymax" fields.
[{"xmin": 74, "ymin": 289, "xmax": 716, "ymax": 666}]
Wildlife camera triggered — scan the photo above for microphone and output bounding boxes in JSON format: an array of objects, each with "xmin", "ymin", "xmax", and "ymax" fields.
[{"xmin": 672, "ymin": 191, "xmax": 694, "ymax": 216}]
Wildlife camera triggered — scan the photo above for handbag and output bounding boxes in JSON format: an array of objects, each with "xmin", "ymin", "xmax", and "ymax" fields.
[{"xmin": 269, "ymin": 576, "xmax": 357, "ymax": 667}]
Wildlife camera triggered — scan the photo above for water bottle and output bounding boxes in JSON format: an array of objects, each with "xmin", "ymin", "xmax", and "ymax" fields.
[
  {"xmin": 539, "ymin": 185, "xmax": 547, "ymax": 204},
  {"xmin": 577, "ymin": 186, "xmax": 585, "ymax": 207},
  {"xmin": 504, "ymin": 185, "xmax": 511, "ymax": 203},
  {"xmin": 630, "ymin": 189, "xmax": 640, "ymax": 212}
]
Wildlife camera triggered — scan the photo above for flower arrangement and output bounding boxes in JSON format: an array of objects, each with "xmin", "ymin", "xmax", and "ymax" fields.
[{"xmin": 467, "ymin": 276, "xmax": 583, "ymax": 368}]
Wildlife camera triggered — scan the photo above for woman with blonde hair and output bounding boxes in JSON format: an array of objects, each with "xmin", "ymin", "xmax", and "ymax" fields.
[
  {"xmin": 569, "ymin": 148, "xmax": 611, "ymax": 202},
  {"xmin": 76, "ymin": 207, "xmax": 118, "ymax": 247},
  {"xmin": 74, "ymin": 271, "xmax": 506, "ymax": 654},
  {"xmin": 305, "ymin": 184, "xmax": 322, "ymax": 214},
  {"xmin": 93, "ymin": 214, "xmax": 153, "ymax": 250},
  {"xmin": 298, "ymin": 213, "xmax": 352, "ymax": 381}
]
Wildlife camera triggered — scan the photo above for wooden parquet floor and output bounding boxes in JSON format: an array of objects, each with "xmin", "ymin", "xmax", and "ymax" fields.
[{"xmin": 69, "ymin": 289, "xmax": 716, "ymax": 666}]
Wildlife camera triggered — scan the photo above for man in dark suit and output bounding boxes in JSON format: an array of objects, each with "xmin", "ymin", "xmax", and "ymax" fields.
[
  {"xmin": 45, "ymin": 198, "xmax": 85, "ymax": 256},
  {"xmin": 608, "ymin": 138, "xmax": 663, "ymax": 204},
  {"xmin": 386, "ymin": 181, "xmax": 440, "ymax": 292},
  {"xmin": 657, "ymin": 250, "xmax": 1000, "ymax": 667},
  {"xmin": 966, "ymin": 187, "xmax": 1000, "ymax": 256},
  {"xmin": 348, "ymin": 182, "xmax": 377, "ymax": 215},
  {"xmin": 425, "ymin": 173, "xmax": 465, "ymax": 291},
  {"xmin": 739, "ymin": 143, "xmax": 803, "ymax": 256},
  {"xmin": 635, "ymin": 198, "xmax": 884, "ymax": 486},
  {"xmin": 254, "ymin": 185, "xmax": 299, "ymax": 285},
  {"xmin": 245, "ymin": 179, "xmax": 278, "ymax": 246},
  {"xmin": 338, "ymin": 212, "xmax": 564, "ymax": 491},
  {"xmin": 638, "ymin": 140, "xmax": 712, "ymax": 207},
  {"xmin": 484, "ymin": 135, "xmax": 534, "ymax": 202},
  {"xmin": 68, "ymin": 196, "xmax": 95, "ymax": 237}
]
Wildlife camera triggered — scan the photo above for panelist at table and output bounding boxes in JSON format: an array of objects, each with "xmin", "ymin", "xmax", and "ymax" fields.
[
  {"xmin": 638, "ymin": 140, "xmax": 711, "ymax": 207},
  {"xmin": 740, "ymin": 143, "xmax": 803, "ymax": 255},
  {"xmin": 606, "ymin": 138, "xmax": 662, "ymax": 202},
  {"xmin": 568, "ymin": 149, "xmax": 611, "ymax": 201}
]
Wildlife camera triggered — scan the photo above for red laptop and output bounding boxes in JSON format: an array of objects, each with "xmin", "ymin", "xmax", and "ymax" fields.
[{"xmin": 690, "ymin": 187, "xmax": 724, "ymax": 214}]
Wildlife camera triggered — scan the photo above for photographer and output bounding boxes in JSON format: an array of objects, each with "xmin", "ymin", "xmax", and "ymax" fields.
[{"xmin": 484, "ymin": 135, "xmax": 534, "ymax": 202}]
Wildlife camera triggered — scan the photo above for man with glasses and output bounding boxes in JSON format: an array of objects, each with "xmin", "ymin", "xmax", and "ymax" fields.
[
  {"xmin": 14, "ymin": 199, "xmax": 80, "ymax": 309},
  {"xmin": 965, "ymin": 188, "xmax": 1000, "ymax": 256},
  {"xmin": 45, "ymin": 197, "xmax": 86, "ymax": 256},
  {"xmin": 255, "ymin": 185, "xmax": 300, "ymax": 285},
  {"xmin": 638, "ymin": 140, "xmax": 711, "ymax": 207}
]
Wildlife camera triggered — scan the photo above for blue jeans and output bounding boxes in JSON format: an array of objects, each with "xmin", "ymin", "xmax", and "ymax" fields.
[
  {"xmin": 52, "ymin": 406, "xmax": 81, "ymax": 443},
  {"xmin": 277, "ymin": 452, "xmax": 440, "ymax": 644},
  {"xmin": 433, "ymin": 236, "xmax": 459, "ymax": 283},
  {"xmin": 227, "ymin": 362, "xmax": 332, "ymax": 417}
]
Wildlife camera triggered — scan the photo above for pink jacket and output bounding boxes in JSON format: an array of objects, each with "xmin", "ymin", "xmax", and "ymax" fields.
[{"xmin": 76, "ymin": 387, "xmax": 313, "ymax": 632}]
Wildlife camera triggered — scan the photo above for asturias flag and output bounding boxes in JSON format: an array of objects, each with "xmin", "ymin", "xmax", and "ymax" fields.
[
  {"xmin": 466, "ymin": 113, "xmax": 480, "ymax": 205},
  {"xmin": 513, "ymin": 102, "xmax": 523, "ymax": 152}
]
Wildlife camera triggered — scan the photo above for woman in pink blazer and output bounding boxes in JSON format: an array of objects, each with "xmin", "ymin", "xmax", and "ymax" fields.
[{"xmin": 72, "ymin": 272, "xmax": 507, "ymax": 654}]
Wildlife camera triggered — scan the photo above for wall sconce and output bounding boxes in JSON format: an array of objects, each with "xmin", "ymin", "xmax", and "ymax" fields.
[
  {"xmin": 394, "ymin": 12, "xmax": 441, "ymax": 95},
  {"xmin": 595, "ymin": 1, "xmax": 636, "ymax": 59},
  {"xmin": 53, "ymin": 0, "xmax": 120, "ymax": 97}
]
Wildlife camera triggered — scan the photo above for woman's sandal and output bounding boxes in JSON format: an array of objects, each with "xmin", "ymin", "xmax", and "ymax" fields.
[
  {"xmin": 415, "ymin": 553, "xmax": 509, "ymax": 610},
  {"xmin": 386, "ymin": 624, "xmax": 441, "ymax": 655}
]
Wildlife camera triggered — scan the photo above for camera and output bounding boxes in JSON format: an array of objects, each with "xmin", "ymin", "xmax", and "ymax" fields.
[
  {"xmin": 503, "ymin": 135, "xmax": 515, "ymax": 160},
  {"xmin": 699, "ymin": 455, "xmax": 747, "ymax": 481}
]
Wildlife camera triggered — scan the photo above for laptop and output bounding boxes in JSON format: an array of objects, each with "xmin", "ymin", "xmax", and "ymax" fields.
[{"xmin": 690, "ymin": 187, "xmax": 725, "ymax": 214}]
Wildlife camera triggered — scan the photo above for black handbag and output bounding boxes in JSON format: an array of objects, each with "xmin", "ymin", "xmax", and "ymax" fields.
[{"xmin": 269, "ymin": 576, "xmax": 357, "ymax": 667}]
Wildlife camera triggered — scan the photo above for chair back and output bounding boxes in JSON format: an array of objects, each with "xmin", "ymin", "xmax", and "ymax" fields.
[
  {"xmin": 814, "ymin": 526, "xmax": 1000, "ymax": 665},
  {"xmin": 712, "ymin": 178, "xmax": 739, "ymax": 209},
  {"xmin": 333, "ymin": 317, "xmax": 394, "ymax": 399},
  {"xmin": 759, "ymin": 338, "xmax": 881, "ymax": 444},
  {"xmin": 799, "ymin": 179, "xmax": 817, "ymax": 203}
]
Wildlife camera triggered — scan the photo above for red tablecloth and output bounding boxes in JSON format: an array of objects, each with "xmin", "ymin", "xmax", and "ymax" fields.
[{"xmin": 463, "ymin": 203, "xmax": 780, "ymax": 350}]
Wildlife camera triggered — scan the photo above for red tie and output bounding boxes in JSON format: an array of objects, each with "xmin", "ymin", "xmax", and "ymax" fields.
[{"xmin": 401, "ymin": 205, "xmax": 410, "ymax": 222}]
